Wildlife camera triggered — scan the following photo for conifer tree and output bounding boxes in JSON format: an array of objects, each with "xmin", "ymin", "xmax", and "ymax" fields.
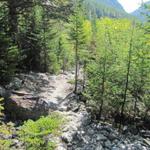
[{"xmin": 70, "ymin": 0, "xmax": 86, "ymax": 93}]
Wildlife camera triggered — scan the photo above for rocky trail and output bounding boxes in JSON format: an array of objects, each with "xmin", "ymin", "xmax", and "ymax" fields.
[{"xmin": 1, "ymin": 72, "xmax": 150, "ymax": 150}]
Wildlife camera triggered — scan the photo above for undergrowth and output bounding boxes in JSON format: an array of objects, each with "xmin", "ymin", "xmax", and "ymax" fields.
[{"xmin": 18, "ymin": 113, "xmax": 64, "ymax": 150}]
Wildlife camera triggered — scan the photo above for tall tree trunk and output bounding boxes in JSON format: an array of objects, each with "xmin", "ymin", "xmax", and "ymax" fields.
[
  {"xmin": 99, "ymin": 54, "xmax": 106, "ymax": 119},
  {"xmin": 43, "ymin": 12, "xmax": 47, "ymax": 72},
  {"xmin": 7, "ymin": 0, "xmax": 18, "ymax": 43},
  {"xmin": 133, "ymin": 96, "xmax": 138, "ymax": 121},
  {"xmin": 74, "ymin": 39, "xmax": 78, "ymax": 94},
  {"xmin": 82, "ymin": 61, "xmax": 86, "ymax": 90},
  {"xmin": 120, "ymin": 24, "xmax": 135, "ymax": 128}
]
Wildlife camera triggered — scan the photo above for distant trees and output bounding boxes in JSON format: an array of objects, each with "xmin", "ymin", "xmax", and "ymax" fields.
[{"xmin": 84, "ymin": 0, "xmax": 129, "ymax": 19}]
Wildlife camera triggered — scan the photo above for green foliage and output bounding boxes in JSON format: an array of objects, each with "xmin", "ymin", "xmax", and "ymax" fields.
[
  {"xmin": 0, "ymin": 139, "xmax": 12, "ymax": 150},
  {"xmin": 0, "ymin": 124, "xmax": 13, "ymax": 150},
  {"xmin": 19, "ymin": 114, "xmax": 63, "ymax": 150},
  {"xmin": 48, "ymin": 52, "xmax": 61, "ymax": 74},
  {"xmin": 0, "ymin": 98, "xmax": 4, "ymax": 119},
  {"xmin": 85, "ymin": 18, "xmax": 150, "ymax": 119}
]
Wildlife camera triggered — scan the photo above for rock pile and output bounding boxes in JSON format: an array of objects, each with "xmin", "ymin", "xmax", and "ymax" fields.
[{"xmin": 67, "ymin": 122, "xmax": 150, "ymax": 150}]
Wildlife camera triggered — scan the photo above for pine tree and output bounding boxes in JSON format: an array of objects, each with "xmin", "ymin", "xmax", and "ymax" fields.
[{"xmin": 70, "ymin": 0, "xmax": 86, "ymax": 93}]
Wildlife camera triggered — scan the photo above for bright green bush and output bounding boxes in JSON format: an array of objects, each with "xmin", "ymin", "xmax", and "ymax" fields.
[
  {"xmin": 0, "ymin": 98, "xmax": 14, "ymax": 150},
  {"xmin": 0, "ymin": 97, "xmax": 4, "ymax": 119},
  {"xmin": 19, "ymin": 113, "xmax": 63, "ymax": 150},
  {"xmin": 0, "ymin": 139, "xmax": 12, "ymax": 150}
]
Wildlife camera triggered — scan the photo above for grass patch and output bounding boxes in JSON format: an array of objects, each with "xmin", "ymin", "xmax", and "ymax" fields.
[
  {"xmin": 67, "ymin": 79, "xmax": 75, "ymax": 84},
  {"xmin": 18, "ymin": 113, "xmax": 64, "ymax": 150}
]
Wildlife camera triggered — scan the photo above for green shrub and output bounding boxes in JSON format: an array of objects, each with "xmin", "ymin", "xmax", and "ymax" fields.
[
  {"xmin": 0, "ymin": 97, "xmax": 4, "ymax": 119},
  {"xmin": 19, "ymin": 113, "xmax": 64, "ymax": 150},
  {"xmin": 67, "ymin": 79, "xmax": 75, "ymax": 84},
  {"xmin": 0, "ymin": 139, "xmax": 12, "ymax": 150}
]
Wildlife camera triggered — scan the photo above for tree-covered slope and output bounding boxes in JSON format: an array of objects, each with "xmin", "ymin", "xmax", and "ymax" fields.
[
  {"xmin": 95, "ymin": 0, "xmax": 125, "ymax": 11},
  {"xmin": 131, "ymin": 1, "xmax": 150, "ymax": 21},
  {"xmin": 84, "ymin": 0, "xmax": 128, "ymax": 18}
]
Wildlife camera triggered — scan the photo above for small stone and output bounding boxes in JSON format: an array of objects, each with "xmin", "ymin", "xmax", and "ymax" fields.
[
  {"xmin": 95, "ymin": 144, "xmax": 103, "ymax": 150},
  {"xmin": 88, "ymin": 128, "xmax": 95, "ymax": 135},
  {"xmin": 108, "ymin": 134, "xmax": 117, "ymax": 141},
  {"xmin": 61, "ymin": 133, "xmax": 73, "ymax": 143},
  {"xmin": 104, "ymin": 140, "xmax": 112, "ymax": 148},
  {"xmin": 96, "ymin": 134, "xmax": 107, "ymax": 141},
  {"xmin": 119, "ymin": 144, "xmax": 126, "ymax": 149},
  {"xmin": 112, "ymin": 147, "xmax": 120, "ymax": 150},
  {"xmin": 143, "ymin": 139, "xmax": 150, "ymax": 146}
]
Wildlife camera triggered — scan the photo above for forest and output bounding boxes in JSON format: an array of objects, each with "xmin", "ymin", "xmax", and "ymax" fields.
[{"xmin": 0, "ymin": 0, "xmax": 150, "ymax": 150}]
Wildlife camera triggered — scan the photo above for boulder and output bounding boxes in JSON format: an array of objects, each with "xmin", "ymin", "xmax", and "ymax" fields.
[
  {"xmin": 0, "ymin": 86, "xmax": 7, "ymax": 98},
  {"xmin": 6, "ymin": 77, "xmax": 22, "ymax": 90},
  {"xmin": 5, "ymin": 91, "xmax": 49, "ymax": 120}
]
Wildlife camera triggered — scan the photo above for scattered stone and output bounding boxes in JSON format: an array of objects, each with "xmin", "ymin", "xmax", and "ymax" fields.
[
  {"xmin": 6, "ymin": 77, "xmax": 22, "ymax": 90},
  {"xmin": 95, "ymin": 144, "xmax": 103, "ymax": 150},
  {"xmin": 61, "ymin": 133, "xmax": 73, "ymax": 143},
  {"xmin": 143, "ymin": 139, "xmax": 150, "ymax": 147},
  {"xmin": 96, "ymin": 134, "xmax": 107, "ymax": 141},
  {"xmin": 0, "ymin": 85, "xmax": 9, "ymax": 98}
]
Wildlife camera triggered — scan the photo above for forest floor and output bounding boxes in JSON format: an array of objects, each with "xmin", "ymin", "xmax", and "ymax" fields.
[{"xmin": 1, "ymin": 72, "xmax": 150, "ymax": 150}]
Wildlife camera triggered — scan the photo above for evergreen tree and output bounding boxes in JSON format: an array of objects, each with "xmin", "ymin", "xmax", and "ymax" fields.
[{"xmin": 70, "ymin": 0, "xmax": 86, "ymax": 93}]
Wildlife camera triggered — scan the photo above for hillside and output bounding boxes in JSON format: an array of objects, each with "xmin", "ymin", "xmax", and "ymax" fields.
[
  {"xmin": 95, "ymin": 0, "xmax": 125, "ymax": 11},
  {"xmin": 84, "ymin": 0, "xmax": 128, "ymax": 18},
  {"xmin": 131, "ymin": 1, "xmax": 150, "ymax": 21}
]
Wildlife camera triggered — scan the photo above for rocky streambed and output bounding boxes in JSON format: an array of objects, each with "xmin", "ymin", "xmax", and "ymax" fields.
[{"xmin": 0, "ymin": 72, "xmax": 150, "ymax": 150}]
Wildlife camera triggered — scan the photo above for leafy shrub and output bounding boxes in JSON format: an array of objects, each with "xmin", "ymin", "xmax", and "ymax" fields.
[
  {"xmin": 0, "ymin": 97, "xmax": 4, "ymax": 119},
  {"xmin": 0, "ymin": 139, "xmax": 12, "ymax": 150},
  {"xmin": 19, "ymin": 113, "xmax": 64, "ymax": 150},
  {"xmin": 67, "ymin": 79, "xmax": 75, "ymax": 84}
]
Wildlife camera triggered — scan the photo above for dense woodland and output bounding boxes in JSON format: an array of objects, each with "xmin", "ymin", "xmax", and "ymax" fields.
[{"xmin": 0, "ymin": 0, "xmax": 150, "ymax": 149}]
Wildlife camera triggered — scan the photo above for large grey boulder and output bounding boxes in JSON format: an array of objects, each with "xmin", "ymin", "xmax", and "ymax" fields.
[
  {"xmin": 5, "ymin": 91, "xmax": 49, "ymax": 120},
  {"xmin": 0, "ymin": 86, "xmax": 8, "ymax": 98},
  {"xmin": 6, "ymin": 77, "xmax": 22, "ymax": 90}
]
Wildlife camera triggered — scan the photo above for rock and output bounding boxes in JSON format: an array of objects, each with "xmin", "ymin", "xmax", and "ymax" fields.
[
  {"xmin": 72, "ymin": 106, "xmax": 80, "ymax": 112},
  {"xmin": 12, "ymin": 90, "xmax": 32, "ymax": 96},
  {"xmin": 104, "ymin": 140, "xmax": 111, "ymax": 149},
  {"xmin": 56, "ymin": 145, "xmax": 67, "ymax": 150},
  {"xmin": 96, "ymin": 134, "xmax": 107, "ymax": 141},
  {"xmin": 0, "ymin": 86, "xmax": 8, "ymax": 98},
  {"xmin": 95, "ymin": 144, "xmax": 103, "ymax": 150},
  {"xmin": 111, "ymin": 147, "xmax": 120, "ymax": 150},
  {"xmin": 143, "ymin": 139, "xmax": 150, "ymax": 147},
  {"xmin": 82, "ymin": 135, "xmax": 91, "ymax": 144},
  {"xmin": 5, "ymin": 92, "xmax": 49, "ymax": 120},
  {"xmin": 6, "ymin": 77, "xmax": 22, "ymax": 90},
  {"xmin": 87, "ymin": 128, "xmax": 95, "ymax": 135},
  {"xmin": 61, "ymin": 132, "xmax": 73, "ymax": 143},
  {"xmin": 119, "ymin": 144, "xmax": 126, "ymax": 149},
  {"xmin": 140, "ymin": 130, "xmax": 150, "ymax": 138}
]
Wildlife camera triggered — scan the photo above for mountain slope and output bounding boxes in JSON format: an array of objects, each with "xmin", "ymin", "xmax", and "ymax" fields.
[
  {"xmin": 95, "ymin": 0, "xmax": 125, "ymax": 11},
  {"xmin": 131, "ymin": 1, "xmax": 150, "ymax": 21},
  {"xmin": 84, "ymin": 0, "xmax": 128, "ymax": 19}
]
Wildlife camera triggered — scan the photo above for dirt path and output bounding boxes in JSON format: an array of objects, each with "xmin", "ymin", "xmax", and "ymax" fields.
[{"xmin": 36, "ymin": 73, "xmax": 74, "ymax": 110}]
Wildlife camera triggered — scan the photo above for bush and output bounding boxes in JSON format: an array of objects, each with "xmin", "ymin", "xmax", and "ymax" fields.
[
  {"xmin": 19, "ymin": 113, "xmax": 64, "ymax": 150},
  {"xmin": 0, "ymin": 139, "xmax": 12, "ymax": 150},
  {"xmin": 0, "ymin": 97, "xmax": 4, "ymax": 120}
]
